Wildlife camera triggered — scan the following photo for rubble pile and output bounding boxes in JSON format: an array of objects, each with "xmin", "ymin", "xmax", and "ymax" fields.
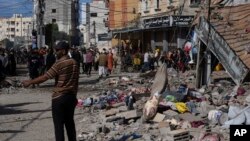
[
  {"xmin": 0, "ymin": 78, "xmax": 23, "ymax": 94},
  {"xmin": 76, "ymin": 68, "xmax": 250, "ymax": 141}
]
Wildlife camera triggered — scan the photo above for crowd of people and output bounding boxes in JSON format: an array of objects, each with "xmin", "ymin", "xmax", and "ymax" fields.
[
  {"xmin": 0, "ymin": 43, "xmax": 198, "ymax": 83},
  {"xmin": 120, "ymin": 46, "xmax": 197, "ymax": 73}
]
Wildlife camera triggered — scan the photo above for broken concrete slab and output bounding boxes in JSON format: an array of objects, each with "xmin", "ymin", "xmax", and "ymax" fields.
[
  {"xmin": 116, "ymin": 110, "xmax": 142, "ymax": 120},
  {"xmin": 117, "ymin": 106, "xmax": 128, "ymax": 112},
  {"xmin": 106, "ymin": 116, "xmax": 123, "ymax": 122},
  {"xmin": 159, "ymin": 127, "xmax": 171, "ymax": 137},
  {"xmin": 111, "ymin": 102, "xmax": 125, "ymax": 108},
  {"xmin": 165, "ymin": 129, "xmax": 190, "ymax": 141},
  {"xmin": 158, "ymin": 122, "xmax": 170, "ymax": 129},
  {"xmin": 153, "ymin": 113, "xmax": 166, "ymax": 123},
  {"xmin": 179, "ymin": 113, "xmax": 203, "ymax": 122},
  {"xmin": 163, "ymin": 110, "xmax": 179, "ymax": 119},
  {"xmin": 105, "ymin": 108, "xmax": 119, "ymax": 117}
]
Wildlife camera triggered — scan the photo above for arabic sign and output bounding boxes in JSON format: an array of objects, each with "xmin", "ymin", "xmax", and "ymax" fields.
[
  {"xmin": 98, "ymin": 33, "xmax": 112, "ymax": 41},
  {"xmin": 143, "ymin": 16, "xmax": 194, "ymax": 29},
  {"xmin": 195, "ymin": 17, "xmax": 249, "ymax": 85},
  {"xmin": 172, "ymin": 16, "xmax": 194, "ymax": 26},
  {"xmin": 144, "ymin": 16, "xmax": 170, "ymax": 28}
]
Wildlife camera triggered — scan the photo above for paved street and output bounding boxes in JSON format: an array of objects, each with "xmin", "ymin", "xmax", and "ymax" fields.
[{"xmin": 0, "ymin": 65, "xmax": 104, "ymax": 141}]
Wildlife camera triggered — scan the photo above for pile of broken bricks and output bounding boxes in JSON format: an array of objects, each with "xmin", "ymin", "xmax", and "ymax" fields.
[{"xmin": 77, "ymin": 66, "xmax": 250, "ymax": 141}]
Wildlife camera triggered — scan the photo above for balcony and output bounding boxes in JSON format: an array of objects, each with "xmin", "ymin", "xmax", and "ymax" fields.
[{"xmin": 154, "ymin": 8, "xmax": 161, "ymax": 12}]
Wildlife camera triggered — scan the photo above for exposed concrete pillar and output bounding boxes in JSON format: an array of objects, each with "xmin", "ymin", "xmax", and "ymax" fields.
[
  {"xmin": 163, "ymin": 31, "xmax": 168, "ymax": 52},
  {"xmin": 196, "ymin": 41, "xmax": 202, "ymax": 88},
  {"xmin": 151, "ymin": 31, "xmax": 155, "ymax": 51}
]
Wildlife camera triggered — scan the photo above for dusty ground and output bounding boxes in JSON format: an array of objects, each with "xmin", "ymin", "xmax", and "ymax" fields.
[{"xmin": 0, "ymin": 65, "xmax": 106, "ymax": 141}]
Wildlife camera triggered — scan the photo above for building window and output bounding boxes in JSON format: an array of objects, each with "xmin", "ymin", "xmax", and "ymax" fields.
[
  {"xmin": 90, "ymin": 13, "xmax": 97, "ymax": 17},
  {"xmin": 52, "ymin": 9, "xmax": 56, "ymax": 13},
  {"xmin": 144, "ymin": 0, "xmax": 149, "ymax": 13},
  {"xmin": 155, "ymin": 0, "xmax": 161, "ymax": 11},
  {"xmin": 52, "ymin": 19, "xmax": 56, "ymax": 23},
  {"xmin": 11, "ymin": 28, "xmax": 15, "ymax": 32},
  {"xmin": 23, "ymin": 22, "xmax": 26, "ymax": 24},
  {"xmin": 145, "ymin": 0, "xmax": 148, "ymax": 11},
  {"xmin": 11, "ymin": 21, "xmax": 15, "ymax": 25},
  {"xmin": 190, "ymin": 0, "xmax": 201, "ymax": 7},
  {"xmin": 156, "ymin": 0, "xmax": 159, "ymax": 9},
  {"xmin": 16, "ymin": 29, "xmax": 19, "ymax": 32}
]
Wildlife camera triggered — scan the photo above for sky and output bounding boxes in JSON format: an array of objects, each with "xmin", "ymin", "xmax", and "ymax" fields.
[{"xmin": 0, "ymin": 0, "xmax": 92, "ymax": 18}]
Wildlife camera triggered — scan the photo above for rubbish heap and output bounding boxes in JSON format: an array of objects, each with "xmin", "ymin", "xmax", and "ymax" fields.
[{"xmin": 77, "ymin": 64, "xmax": 250, "ymax": 141}]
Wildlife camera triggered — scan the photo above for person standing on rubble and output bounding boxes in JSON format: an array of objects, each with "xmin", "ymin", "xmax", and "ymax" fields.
[
  {"xmin": 22, "ymin": 41, "xmax": 79, "ymax": 141},
  {"xmin": 98, "ymin": 49, "xmax": 108, "ymax": 78}
]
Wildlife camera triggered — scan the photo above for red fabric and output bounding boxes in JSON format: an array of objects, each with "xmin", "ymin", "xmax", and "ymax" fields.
[{"xmin": 237, "ymin": 87, "xmax": 246, "ymax": 96}]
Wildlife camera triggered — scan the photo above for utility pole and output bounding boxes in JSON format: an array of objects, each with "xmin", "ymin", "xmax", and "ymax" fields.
[
  {"xmin": 86, "ymin": 3, "xmax": 90, "ymax": 48},
  {"xmin": 71, "ymin": 0, "xmax": 79, "ymax": 47},
  {"xmin": 37, "ymin": 0, "xmax": 45, "ymax": 48},
  {"xmin": 93, "ymin": 21, "xmax": 96, "ymax": 46}
]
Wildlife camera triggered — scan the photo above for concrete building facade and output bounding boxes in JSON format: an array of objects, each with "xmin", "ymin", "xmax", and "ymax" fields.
[
  {"xmin": 80, "ymin": 0, "xmax": 110, "ymax": 49},
  {"xmin": 108, "ymin": 0, "xmax": 139, "ymax": 29},
  {"xmin": 44, "ymin": 0, "xmax": 71, "ymax": 34},
  {"xmin": 109, "ymin": 0, "xmax": 200, "ymax": 53},
  {"xmin": 0, "ymin": 14, "xmax": 33, "ymax": 43},
  {"xmin": 89, "ymin": 0, "xmax": 110, "ymax": 48}
]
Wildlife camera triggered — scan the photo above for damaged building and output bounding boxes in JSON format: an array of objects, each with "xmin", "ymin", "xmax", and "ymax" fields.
[{"xmin": 195, "ymin": 0, "xmax": 250, "ymax": 87}]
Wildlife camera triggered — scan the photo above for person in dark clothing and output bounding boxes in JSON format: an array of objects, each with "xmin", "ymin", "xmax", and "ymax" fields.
[
  {"xmin": 71, "ymin": 48, "xmax": 81, "ymax": 68},
  {"xmin": 46, "ymin": 48, "xmax": 56, "ymax": 71},
  {"xmin": 0, "ymin": 59, "xmax": 5, "ymax": 81},
  {"xmin": 22, "ymin": 41, "xmax": 79, "ymax": 141},
  {"xmin": 8, "ymin": 49, "xmax": 16, "ymax": 76},
  {"xmin": 28, "ymin": 48, "xmax": 40, "ymax": 87}
]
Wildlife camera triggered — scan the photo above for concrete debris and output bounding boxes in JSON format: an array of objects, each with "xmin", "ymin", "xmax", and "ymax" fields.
[{"xmin": 75, "ymin": 67, "xmax": 250, "ymax": 141}]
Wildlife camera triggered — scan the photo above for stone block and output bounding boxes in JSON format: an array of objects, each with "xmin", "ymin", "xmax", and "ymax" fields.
[
  {"xmin": 105, "ymin": 108, "xmax": 119, "ymax": 117},
  {"xmin": 153, "ymin": 113, "xmax": 166, "ymax": 123},
  {"xmin": 112, "ymin": 102, "xmax": 125, "ymax": 108},
  {"xmin": 118, "ymin": 106, "xmax": 127, "ymax": 112},
  {"xmin": 158, "ymin": 122, "xmax": 169, "ymax": 129},
  {"xmin": 163, "ymin": 110, "xmax": 179, "ymax": 119},
  {"xmin": 116, "ymin": 110, "xmax": 142, "ymax": 119},
  {"xmin": 165, "ymin": 129, "xmax": 190, "ymax": 141},
  {"xmin": 179, "ymin": 113, "xmax": 202, "ymax": 122}
]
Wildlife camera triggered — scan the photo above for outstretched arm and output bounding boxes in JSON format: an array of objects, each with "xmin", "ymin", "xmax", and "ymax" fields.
[{"xmin": 22, "ymin": 75, "xmax": 49, "ymax": 87}]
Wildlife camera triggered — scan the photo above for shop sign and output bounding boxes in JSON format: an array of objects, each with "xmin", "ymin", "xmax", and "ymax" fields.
[
  {"xmin": 195, "ymin": 17, "xmax": 249, "ymax": 85},
  {"xmin": 143, "ymin": 16, "xmax": 170, "ymax": 28},
  {"xmin": 98, "ymin": 33, "xmax": 112, "ymax": 41},
  {"xmin": 172, "ymin": 16, "xmax": 194, "ymax": 26},
  {"xmin": 143, "ymin": 16, "xmax": 194, "ymax": 28}
]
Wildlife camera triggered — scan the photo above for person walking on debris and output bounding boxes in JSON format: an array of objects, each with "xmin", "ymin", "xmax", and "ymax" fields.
[
  {"xmin": 85, "ymin": 49, "xmax": 93, "ymax": 76},
  {"xmin": 107, "ymin": 49, "xmax": 114, "ymax": 75},
  {"xmin": 22, "ymin": 41, "xmax": 79, "ymax": 141},
  {"xmin": 98, "ymin": 49, "xmax": 108, "ymax": 78}
]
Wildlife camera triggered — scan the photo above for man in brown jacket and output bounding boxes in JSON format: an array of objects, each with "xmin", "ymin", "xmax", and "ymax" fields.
[{"xmin": 22, "ymin": 41, "xmax": 79, "ymax": 141}]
